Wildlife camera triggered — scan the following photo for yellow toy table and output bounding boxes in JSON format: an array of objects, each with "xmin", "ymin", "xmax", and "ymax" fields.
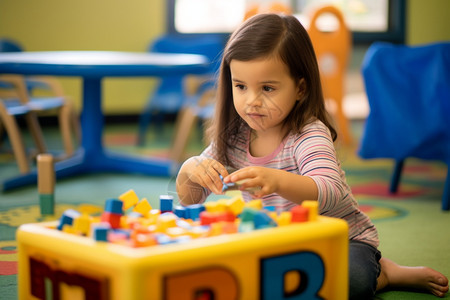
[{"xmin": 17, "ymin": 213, "xmax": 348, "ymax": 300}]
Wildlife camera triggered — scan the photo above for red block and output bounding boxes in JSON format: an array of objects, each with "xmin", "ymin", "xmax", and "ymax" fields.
[
  {"xmin": 291, "ymin": 205, "xmax": 309, "ymax": 223},
  {"xmin": 216, "ymin": 211, "xmax": 236, "ymax": 223},
  {"xmin": 101, "ymin": 212, "xmax": 121, "ymax": 229},
  {"xmin": 200, "ymin": 211, "xmax": 216, "ymax": 225}
]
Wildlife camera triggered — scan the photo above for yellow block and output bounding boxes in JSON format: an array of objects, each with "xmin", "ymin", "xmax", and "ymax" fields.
[
  {"xmin": 302, "ymin": 200, "xmax": 319, "ymax": 221},
  {"xmin": 133, "ymin": 198, "xmax": 152, "ymax": 216},
  {"xmin": 118, "ymin": 189, "xmax": 139, "ymax": 210}
]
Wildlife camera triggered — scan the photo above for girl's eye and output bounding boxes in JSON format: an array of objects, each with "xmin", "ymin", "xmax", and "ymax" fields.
[
  {"xmin": 263, "ymin": 86, "xmax": 274, "ymax": 92},
  {"xmin": 235, "ymin": 84, "xmax": 246, "ymax": 90}
]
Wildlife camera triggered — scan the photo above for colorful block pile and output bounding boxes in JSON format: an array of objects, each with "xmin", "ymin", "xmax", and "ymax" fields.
[{"xmin": 56, "ymin": 189, "xmax": 319, "ymax": 248}]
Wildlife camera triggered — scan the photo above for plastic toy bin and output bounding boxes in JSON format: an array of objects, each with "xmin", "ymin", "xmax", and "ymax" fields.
[{"xmin": 17, "ymin": 216, "xmax": 348, "ymax": 300}]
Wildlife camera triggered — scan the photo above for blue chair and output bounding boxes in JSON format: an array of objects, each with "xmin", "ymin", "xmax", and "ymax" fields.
[
  {"xmin": 0, "ymin": 39, "xmax": 79, "ymax": 162},
  {"xmin": 359, "ymin": 41, "xmax": 450, "ymax": 210},
  {"xmin": 169, "ymin": 80, "xmax": 217, "ymax": 162},
  {"xmin": 137, "ymin": 34, "xmax": 225, "ymax": 146},
  {"xmin": 0, "ymin": 74, "xmax": 77, "ymax": 173}
]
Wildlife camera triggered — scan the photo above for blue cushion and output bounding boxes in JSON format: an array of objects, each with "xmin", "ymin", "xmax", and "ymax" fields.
[{"xmin": 358, "ymin": 42, "xmax": 450, "ymax": 163}]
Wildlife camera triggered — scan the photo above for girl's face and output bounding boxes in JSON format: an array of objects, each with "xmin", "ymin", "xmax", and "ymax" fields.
[{"xmin": 230, "ymin": 56, "xmax": 303, "ymax": 135}]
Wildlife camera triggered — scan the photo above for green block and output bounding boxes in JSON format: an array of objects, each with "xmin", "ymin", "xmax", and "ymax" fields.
[
  {"xmin": 240, "ymin": 207, "xmax": 258, "ymax": 222},
  {"xmin": 39, "ymin": 194, "xmax": 55, "ymax": 215}
]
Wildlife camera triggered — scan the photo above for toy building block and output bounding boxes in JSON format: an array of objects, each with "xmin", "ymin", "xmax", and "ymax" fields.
[
  {"xmin": 216, "ymin": 199, "xmax": 228, "ymax": 212},
  {"xmin": 186, "ymin": 204, "xmax": 205, "ymax": 221},
  {"xmin": 118, "ymin": 189, "xmax": 139, "ymax": 210},
  {"xmin": 216, "ymin": 211, "xmax": 236, "ymax": 223},
  {"xmin": 264, "ymin": 206, "xmax": 276, "ymax": 212},
  {"xmin": 166, "ymin": 227, "xmax": 188, "ymax": 238},
  {"xmin": 101, "ymin": 212, "xmax": 121, "ymax": 229},
  {"xmin": 222, "ymin": 222, "xmax": 238, "ymax": 234},
  {"xmin": 73, "ymin": 214, "xmax": 92, "ymax": 236},
  {"xmin": 200, "ymin": 211, "xmax": 236, "ymax": 226},
  {"xmin": 276, "ymin": 211, "xmax": 292, "ymax": 226},
  {"xmin": 199, "ymin": 211, "xmax": 216, "ymax": 226},
  {"xmin": 204, "ymin": 201, "xmax": 220, "ymax": 213},
  {"xmin": 291, "ymin": 205, "xmax": 309, "ymax": 223},
  {"xmin": 130, "ymin": 232, "xmax": 157, "ymax": 248},
  {"xmin": 173, "ymin": 205, "xmax": 187, "ymax": 219},
  {"xmin": 156, "ymin": 213, "xmax": 177, "ymax": 232},
  {"xmin": 245, "ymin": 199, "xmax": 263, "ymax": 210},
  {"xmin": 57, "ymin": 209, "xmax": 81, "ymax": 230},
  {"xmin": 37, "ymin": 154, "xmax": 55, "ymax": 215},
  {"xmin": 302, "ymin": 200, "xmax": 319, "ymax": 221},
  {"xmin": 108, "ymin": 231, "xmax": 129, "ymax": 245},
  {"xmin": 133, "ymin": 198, "xmax": 152, "ymax": 216},
  {"xmin": 226, "ymin": 196, "xmax": 245, "ymax": 215},
  {"xmin": 240, "ymin": 207, "xmax": 258, "ymax": 223},
  {"xmin": 92, "ymin": 223, "xmax": 110, "ymax": 241},
  {"xmin": 105, "ymin": 198, "xmax": 124, "ymax": 215},
  {"xmin": 253, "ymin": 211, "xmax": 277, "ymax": 229},
  {"xmin": 160, "ymin": 195, "xmax": 174, "ymax": 213},
  {"xmin": 147, "ymin": 209, "xmax": 161, "ymax": 224}
]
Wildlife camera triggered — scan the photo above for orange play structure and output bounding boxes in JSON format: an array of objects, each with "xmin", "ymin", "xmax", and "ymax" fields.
[{"xmin": 307, "ymin": 5, "xmax": 353, "ymax": 144}]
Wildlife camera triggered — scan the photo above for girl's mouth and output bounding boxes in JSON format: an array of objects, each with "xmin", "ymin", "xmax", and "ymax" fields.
[{"xmin": 247, "ymin": 112, "xmax": 265, "ymax": 118}]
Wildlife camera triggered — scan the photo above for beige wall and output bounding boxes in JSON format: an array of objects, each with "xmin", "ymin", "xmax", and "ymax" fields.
[
  {"xmin": 1, "ymin": 0, "xmax": 449, "ymax": 115},
  {"xmin": 0, "ymin": 0, "xmax": 165, "ymax": 114},
  {"xmin": 407, "ymin": 0, "xmax": 450, "ymax": 45}
]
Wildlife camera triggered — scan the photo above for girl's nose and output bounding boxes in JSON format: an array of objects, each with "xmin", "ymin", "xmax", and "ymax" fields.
[{"xmin": 247, "ymin": 90, "xmax": 263, "ymax": 107}]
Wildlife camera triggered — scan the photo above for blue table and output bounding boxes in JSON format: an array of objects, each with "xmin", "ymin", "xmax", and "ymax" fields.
[{"xmin": 0, "ymin": 51, "xmax": 210, "ymax": 191}]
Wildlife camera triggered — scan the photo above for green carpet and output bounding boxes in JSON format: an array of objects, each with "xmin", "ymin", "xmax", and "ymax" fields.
[{"xmin": 0, "ymin": 121, "xmax": 449, "ymax": 299}]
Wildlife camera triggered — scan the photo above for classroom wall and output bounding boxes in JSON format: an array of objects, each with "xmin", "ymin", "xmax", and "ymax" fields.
[
  {"xmin": 406, "ymin": 0, "xmax": 450, "ymax": 45},
  {"xmin": 0, "ymin": 0, "xmax": 165, "ymax": 115},
  {"xmin": 1, "ymin": 0, "xmax": 449, "ymax": 115}
]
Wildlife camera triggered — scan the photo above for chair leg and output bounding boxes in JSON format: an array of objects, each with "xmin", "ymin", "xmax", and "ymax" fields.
[
  {"xmin": 0, "ymin": 108, "xmax": 30, "ymax": 173},
  {"xmin": 390, "ymin": 160, "xmax": 404, "ymax": 194},
  {"xmin": 58, "ymin": 101, "xmax": 74, "ymax": 158},
  {"xmin": 24, "ymin": 112, "xmax": 47, "ymax": 154},
  {"xmin": 442, "ymin": 165, "xmax": 449, "ymax": 211},
  {"xmin": 170, "ymin": 108, "xmax": 198, "ymax": 163}
]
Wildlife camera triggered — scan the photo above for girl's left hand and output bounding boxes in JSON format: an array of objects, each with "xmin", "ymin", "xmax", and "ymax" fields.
[{"xmin": 224, "ymin": 166, "xmax": 279, "ymax": 198}]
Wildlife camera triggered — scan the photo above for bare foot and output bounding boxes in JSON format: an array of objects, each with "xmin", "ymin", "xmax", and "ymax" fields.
[{"xmin": 377, "ymin": 257, "xmax": 449, "ymax": 297}]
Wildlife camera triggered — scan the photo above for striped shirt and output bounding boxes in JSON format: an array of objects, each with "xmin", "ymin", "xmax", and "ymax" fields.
[{"xmin": 201, "ymin": 120, "xmax": 379, "ymax": 248}]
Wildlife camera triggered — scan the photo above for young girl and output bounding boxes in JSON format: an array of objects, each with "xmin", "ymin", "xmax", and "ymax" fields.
[{"xmin": 175, "ymin": 13, "xmax": 449, "ymax": 299}]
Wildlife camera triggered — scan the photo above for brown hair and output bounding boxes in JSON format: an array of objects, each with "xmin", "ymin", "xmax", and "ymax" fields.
[{"xmin": 207, "ymin": 13, "xmax": 337, "ymax": 167}]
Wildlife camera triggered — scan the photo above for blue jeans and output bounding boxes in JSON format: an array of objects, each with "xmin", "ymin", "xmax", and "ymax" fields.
[{"xmin": 349, "ymin": 240, "xmax": 382, "ymax": 299}]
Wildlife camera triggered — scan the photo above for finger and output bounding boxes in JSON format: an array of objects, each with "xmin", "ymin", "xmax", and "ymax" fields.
[
  {"xmin": 213, "ymin": 163, "xmax": 229, "ymax": 180},
  {"xmin": 239, "ymin": 177, "xmax": 259, "ymax": 189},
  {"xmin": 226, "ymin": 168, "xmax": 250, "ymax": 183},
  {"xmin": 205, "ymin": 168, "xmax": 224, "ymax": 194}
]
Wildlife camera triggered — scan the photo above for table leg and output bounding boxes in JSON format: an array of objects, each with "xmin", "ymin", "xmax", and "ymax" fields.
[{"xmin": 1, "ymin": 78, "xmax": 177, "ymax": 192}]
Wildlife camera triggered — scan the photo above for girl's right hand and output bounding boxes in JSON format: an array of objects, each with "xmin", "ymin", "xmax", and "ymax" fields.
[{"xmin": 187, "ymin": 157, "xmax": 229, "ymax": 195}]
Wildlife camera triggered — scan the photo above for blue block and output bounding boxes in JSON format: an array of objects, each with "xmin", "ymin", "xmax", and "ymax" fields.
[
  {"xmin": 186, "ymin": 204, "xmax": 205, "ymax": 221},
  {"xmin": 92, "ymin": 224, "xmax": 110, "ymax": 241},
  {"xmin": 57, "ymin": 209, "xmax": 81, "ymax": 231},
  {"xmin": 104, "ymin": 198, "xmax": 123, "ymax": 214},
  {"xmin": 254, "ymin": 211, "xmax": 277, "ymax": 229},
  {"xmin": 264, "ymin": 205, "xmax": 276, "ymax": 212},
  {"xmin": 160, "ymin": 195, "xmax": 174, "ymax": 212},
  {"xmin": 173, "ymin": 205, "xmax": 187, "ymax": 219}
]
